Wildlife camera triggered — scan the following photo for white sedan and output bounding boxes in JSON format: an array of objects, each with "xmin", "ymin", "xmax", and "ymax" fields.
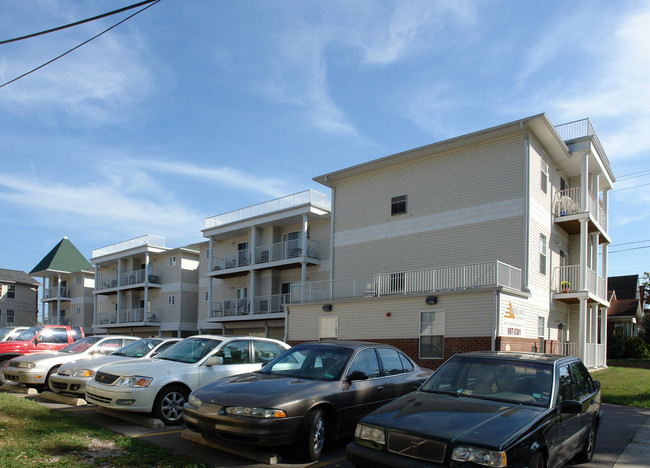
[
  {"xmin": 85, "ymin": 335, "xmax": 290, "ymax": 425},
  {"xmin": 3, "ymin": 335, "xmax": 138, "ymax": 391},
  {"xmin": 50, "ymin": 337, "xmax": 181, "ymax": 396}
]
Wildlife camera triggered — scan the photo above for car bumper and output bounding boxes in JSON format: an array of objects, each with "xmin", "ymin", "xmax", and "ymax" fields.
[
  {"xmin": 85, "ymin": 382, "xmax": 156, "ymax": 413},
  {"xmin": 346, "ymin": 441, "xmax": 447, "ymax": 468},
  {"xmin": 49, "ymin": 374, "xmax": 89, "ymax": 395},
  {"xmin": 183, "ymin": 404, "xmax": 303, "ymax": 447},
  {"xmin": 2, "ymin": 368, "xmax": 46, "ymax": 385}
]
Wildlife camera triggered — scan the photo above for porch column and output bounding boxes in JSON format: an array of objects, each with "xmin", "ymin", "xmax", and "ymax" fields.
[
  {"xmin": 57, "ymin": 272, "xmax": 62, "ymax": 324},
  {"xmin": 603, "ymin": 189, "xmax": 609, "ymax": 232},
  {"xmin": 251, "ymin": 227, "xmax": 257, "ymax": 265},
  {"xmin": 250, "ymin": 228, "xmax": 256, "ymax": 315},
  {"xmin": 144, "ymin": 252, "xmax": 149, "ymax": 321},
  {"xmin": 581, "ymin": 153, "xmax": 589, "ymax": 213},
  {"xmin": 208, "ymin": 238, "xmax": 213, "ymax": 321},
  {"xmin": 117, "ymin": 260, "xmax": 122, "ymax": 323},
  {"xmin": 93, "ymin": 265, "xmax": 98, "ymax": 327},
  {"xmin": 600, "ymin": 306, "xmax": 607, "ymax": 367},
  {"xmin": 578, "ymin": 298, "xmax": 588, "ymax": 361},
  {"xmin": 301, "ymin": 215, "xmax": 308, "ymax": 301},
  {"xmin": 579, "ymin": 220, "xmax": 588, "ymax": 290}
]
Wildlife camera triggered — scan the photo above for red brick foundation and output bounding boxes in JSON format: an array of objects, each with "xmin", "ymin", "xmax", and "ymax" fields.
[{"xmin": 496, "ymin": 336, "xmax": 560, "ymax": 354}]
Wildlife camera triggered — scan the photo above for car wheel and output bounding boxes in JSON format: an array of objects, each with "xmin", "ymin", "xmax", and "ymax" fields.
[
  {"xmin": 44, "ymin": 366, "xmax": 60, "ymax": 393},
  {"xmin": 296, "ymin": 408, "xmax": 326, "ymax": 462},
  {"xmin": 573, "ymin": 421, "xmax": 597, "ymax": 463},
  {"xmin": 0, "ymin": 358, "xmax": 11, "ymax": 386},
  {"xmin": 153, "ymin": 384, "xmax": 189, "ymax": 425},
  {"xmin": 529, "ymin": 450, "xmax": 545, "ymax": 468}
]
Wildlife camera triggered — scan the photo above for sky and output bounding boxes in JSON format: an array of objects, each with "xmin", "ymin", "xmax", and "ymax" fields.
[{"xmin": 1, "ymin": 0, "xmax": 649, "ymax": 281}]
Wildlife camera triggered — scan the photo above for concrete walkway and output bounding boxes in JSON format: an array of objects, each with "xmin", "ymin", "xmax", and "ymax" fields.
[{"xmin": 612, "ymin": 410, "xmax": 650, "ymax": 468}]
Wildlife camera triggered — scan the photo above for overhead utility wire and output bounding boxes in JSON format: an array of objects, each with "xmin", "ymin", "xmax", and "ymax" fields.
[
  {"xmin": 0, "ymin": 0, "xmax": 161, "ymax": 89},
  {"xmin": 0, "ymin": 0, "xmax": 158, "ymax": 45}
]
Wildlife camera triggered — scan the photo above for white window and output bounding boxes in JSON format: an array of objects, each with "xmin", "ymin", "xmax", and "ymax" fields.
[
  {"xmin": 6, "ymin": 310, "xmax": 15, "ymax": 324},
  {"xmin": 540, "ymin": 164, "xmax": 548, "ymax": 194},
  {"xmin": 420, "ymin": 311, "xmax": 445, "ymax": 359},
  {"xmin": 76, "ymin": 306, "xmax": 81, "ymax": 315},
  {"xmin": 168, "ymin": 295, "xmax": 175, "ymax": 305},
  {"xmin": 539, "ymin": 234, "xmax": 547, "ymax": 275},
  {"xmin": 74, "ymin": 275, "xmax": 82, "ymax": 285},
  {"xmin": 319, "ymin": 316, "xmax": 338, "ymax": 340},
  {"xmin": 7, "ymin": 284, "xmax": 15, "ymax": 299},
  {"xmin": 169, "ymin": 256, "xmax": 176, "ymax": 267},
  {"xmin": 538, "ymin": 316, "xmax": 546, "ymax": 338},
  {"xmin": 391, "ymin": 195, "xmax": 407, "ymax": 215}
]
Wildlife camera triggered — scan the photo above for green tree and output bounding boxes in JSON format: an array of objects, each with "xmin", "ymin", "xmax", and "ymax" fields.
[{"xmin": 640, "ymin": 273, "xmax": 650, "ymax": 344}]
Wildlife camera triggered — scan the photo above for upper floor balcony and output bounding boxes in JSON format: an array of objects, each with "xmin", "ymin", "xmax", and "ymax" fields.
[
  {"xmin": 290, "ymin": 261, "xmax": 522, "ymax": 303},
  {"xmin": 208, "ymin": 293, "xmax": 288, "ymax": 321},
  {"xmin": 43, "ymin": 286, "xmax": 71, "ymax": 301},
  {"xmin": 209, "ymin": 237, "xmax": 321, "ymax": 278},
  {"xmin": 553, "ymin": 188, "xmax": 609, "ymax": 242},
  {"xmin": 95, "ymin": 268, "xmax": 162, "ymax": 293},
  {"xmin": 95, "ymin": 308, "xmax": 161, "ymax": 326},
  {"xmin": 554, "ymin": 118, "xmax": 612, "ymax": 177},
  {"xmin": 92, "ymin": 234, "xmax": 166, "ymax": 259},
  {"xmin": 552, "ymin": 265, "xmax": 608, "ymax": 305}
]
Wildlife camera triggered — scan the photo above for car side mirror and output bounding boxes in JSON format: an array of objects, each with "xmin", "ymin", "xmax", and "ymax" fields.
[
  {"xmin": 594, "ymin": 380, "xmax": 601, "ymax": 390},
  {"xmin": 346, "ymin": 370, "xmax": 369, "ymax": 382},
  {"xmin": 34, "ymin": 336, "xmax": 42, "ymax": 345},
  {"xmin": 204, "ymin": 356, "xmax": 224, "ymax": 367},
  {"xmin": 559, "ymin": 400, "xmax": 582, "ymax": 414}
]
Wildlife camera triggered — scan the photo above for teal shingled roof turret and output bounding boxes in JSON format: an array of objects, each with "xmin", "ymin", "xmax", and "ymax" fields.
[{"xmin": 30, "ymin": 237, "xmax": 92, "ymax": 275}]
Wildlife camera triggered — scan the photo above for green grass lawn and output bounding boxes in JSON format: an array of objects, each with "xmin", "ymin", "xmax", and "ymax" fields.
[
  {"xmin": 592, "ymin": 363, "xmax": 650, "ymax": 409},
  {"xmin": 0, "ymin": 393, "xmax": 206, "ymax": 467}
]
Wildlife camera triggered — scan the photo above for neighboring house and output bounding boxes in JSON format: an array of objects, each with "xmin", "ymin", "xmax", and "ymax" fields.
[
  {"xmin": 91, "ymin": 235, "xmax": 200, "ymax": 338},
  {"xmin": 287, "ymin": 114, "xmax": 614, "ymax": 369},
  {"xmin": 607, "ymin": 275, "xmax": 644, "ymax": 338},
  {"xmin": 200, "ymin": 190, "xmax": 331, "ymax": 340},
  {"xmin": 30, "ymin": 237, "xmax": 94, "ymax": 329},
  {"xmin": 0, "ymin": 268, "xmax": 39, "ymax": 327}
]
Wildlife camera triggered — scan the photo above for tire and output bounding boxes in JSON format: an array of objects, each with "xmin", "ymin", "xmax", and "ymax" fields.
[
  {"xmin": 0, "ymin": 358, "xmax": 11, "ymax": 386},
  {"xmin": 573, "ymin": 421, "xmax": 597, "ymax": 464},
  {"xmin": 43, "ymin": 366, "xmax": 60, "ymax": 393},
  {"xmin": 296, "ymin": 408, "xmax": 327, "ymax": 462},
  {"xmin": 529, "ymin": 450, "xmax": 545, "ymax": 468},
  {"xmin": 152, "ymin": 385, "xmax": 189, "ymax": 425}
]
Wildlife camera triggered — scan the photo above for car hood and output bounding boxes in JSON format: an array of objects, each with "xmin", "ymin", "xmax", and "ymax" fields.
[
  {"xmin": 10, "ymin": 351, "xmax": 64, "ymax": 363},
  {"xmin": 60, "ymin": 355, "xmax": 135, "ymax": 373},
  {"xmin": 361, "ymin": 391, "xmax": 545, "ymax": 449},
  {"xmin": 192, "ymin": 372, "xmax": 336, "ymax": 408},
  {"xmin": 97, "ymin": 358, "xmax": 190, "ymax": 377}
]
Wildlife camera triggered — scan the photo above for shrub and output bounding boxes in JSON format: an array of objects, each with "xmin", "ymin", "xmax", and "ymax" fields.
[
  {"xmin": 608, "ymin": 330, "xmax": 626, "ymax": 358},
  {"xmin": 624, "ymin": 337, "xmax": 650, "ymax": 359}
]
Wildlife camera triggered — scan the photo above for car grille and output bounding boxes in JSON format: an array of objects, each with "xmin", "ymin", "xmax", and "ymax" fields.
[
  {"xmin": 94, "ymin": 371, "xmax": 120, "ymax": 385},
  {"xmin": 50, "ymin": 381, "xmax": 68, "ymax": 391},
  {"xmin": 86, "ymin": 391, "xmax": 112, "ymax": 405},
  {"xmin": 387, "ymin": 431, "xmax": 447, "ymax": 464}
]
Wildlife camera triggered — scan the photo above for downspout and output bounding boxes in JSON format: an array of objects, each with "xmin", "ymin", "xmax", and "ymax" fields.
[
  {"xmin": 492, "ymin": 290, "xmax": 500, "ymax": 351},
  {"xmin": 520, "ymin": 122, "xmax": 531, "ymax": 293},
  {"xmin": 328, "ymin": 183, "xmax": 335, "ymax": 301}
]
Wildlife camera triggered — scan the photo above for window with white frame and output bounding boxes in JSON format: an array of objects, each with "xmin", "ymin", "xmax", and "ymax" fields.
[
  {"xmin": 7, "ymin": 284, "xmax": 15, "ymax": 299},
  {"xmin": 538, "ymin": 316, "xmax": 546, "ymax": 338},
  {"xmin": 539, "ymin": 234, "xmax": 547, "ymax": 275},
  {"xmin": 420, "ymin": 310, "xmax": 445, "ymax": 359},
  {"xmin": 391, "ymin": 195, "xmax": 407, "ymax": 215},
  {"xmin": 6, "ymin": 310, "xmax": 14, "ymax": 324},
  {"xmin": 540, "ymin": 162, "xmax": 548, "ymax": 194},
  {"xmin": 76, "ymin": 306, "xmax": 81, "ymax": 315},
  {"xmin": 168, "ymin": 295, "xmax": 175, "ymax": 305},
  {"xmin": 169, "ymin": 256, "xmax": 176, "ymax": 267},
  {"xmin": 319, "ymin": 316, "xmax": 338, "ymax": 340},
  {"xmin": 74, "ymin": 275, "xmax": 82, "ymax": 285}
]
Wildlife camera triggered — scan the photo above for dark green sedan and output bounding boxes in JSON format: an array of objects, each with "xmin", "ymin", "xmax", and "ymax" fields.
[{"xmin": 347, "ymin": 351, "xmax": 601, "ymax": 468}]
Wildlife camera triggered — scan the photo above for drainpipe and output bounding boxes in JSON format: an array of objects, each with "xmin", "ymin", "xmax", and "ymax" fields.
[
  {"xmin": 208, "ymin": 238, "xmax": 213, "ymax": 320},
  {"xmin": 492, "ymin": 290, "xmax": 500, "ymax": 351},
  {"xmin": 520, "ymin": 122, "xmax": 531, "ymax": 293},
  {"xmin": 93, "ymin": 265, "xmax": 98, "ymax": 328},
  {"xmin": 329, "ymin": 184, "xmax": 335, "ymax": 300}
]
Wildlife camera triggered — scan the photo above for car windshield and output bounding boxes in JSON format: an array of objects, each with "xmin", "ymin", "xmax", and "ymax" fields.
[
  {"xmin": 261, "ymin": 345, "xmax": 353, "ymax": 381},
  {"xmin": 60, "ymin": 336, "xmax": 102, "ymax": 353},
  {"xmin": 112, "ymin": 338, "xmax": 161, "ymax": 357},
  {"xmin": 155, "ymin": 337, "xmax": 221, "ymax": 363},
  {"xmin": 420, "ymin": 357, "xmax": 553, "ymax": 407},
  {"xmin": 14, "ymin": 326, "xmax": 43, "ymax": 341}
]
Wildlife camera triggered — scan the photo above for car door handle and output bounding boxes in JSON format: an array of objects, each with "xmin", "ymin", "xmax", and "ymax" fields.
[{"xmin": 376, "ymin": 386, "xmax": 385, "ymax": 391}]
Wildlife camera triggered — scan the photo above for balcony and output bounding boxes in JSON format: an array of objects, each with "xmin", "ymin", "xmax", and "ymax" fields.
[
  {"xmin": 209, "ymin": 298, "xmax": 250, "ymax": 318},
  {"xmin": 204, "ymin": 190, "xmax": 329, "ymax": 229},
  {"xmin": 290, "ymin": 261, "xmax": 521, "ymax": 303},
  {"xmin": 43, "ymin": 286, "xmax": 71, "ymax": 300},
  {"xmin": 208, "ymin": 293, "xmax": 289, "ymax": 320},
  {"xmin": 95, "ymin": 308, "xmax": 160, "ymax": 325},
  {"xmin": 554, "ymin": 118, "xmax": 612, "ymax": 176},
  {"xmin": 95, "ymin": 269, "xmax": 162, "ymax": 292},
  {"xmin": 553, "ymin": 188, "xmax": 608, "ymax": 240},
  {"xmin": 92, "ymin": 234, "xmax": 166, "ymax": 258},
  {"xmin": 210, "ymin": 238, "xmax": 320, "ymax": 277},
  {"xmin": 552, "ymin": 265, "xmax": 607, "ymax": 304}
]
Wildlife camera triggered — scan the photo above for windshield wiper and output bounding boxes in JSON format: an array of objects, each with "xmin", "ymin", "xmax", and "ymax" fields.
[{"xmin": 422, "ymin": 389, "xmax": 461, "ymax": 396}]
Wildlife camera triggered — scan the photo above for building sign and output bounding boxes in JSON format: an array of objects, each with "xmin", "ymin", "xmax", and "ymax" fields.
[{"xmin": 503, "ymin": 302, "xmax": 525, "ymax": 336}]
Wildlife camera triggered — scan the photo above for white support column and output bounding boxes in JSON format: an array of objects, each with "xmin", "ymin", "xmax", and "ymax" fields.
[
  {"xmin": 581, "ymin": 153, "xmax": 589, "ymax": 212},
  {"xmin": 301, "ymin": 214, "xmax": 308, "ymax": 288},
  {"xmin": 579, "ymin": 220, "xmax": 588, "ymax": 291},
  {"xmin": 116, "ymin": 260, "xmax": 122, "ymax": 324},
  {"xmin": 591, "ymin": 233, "xmax": 599, "ymax": 273},
  {"xmin": 144, "ymin": 252, "xmax": 149, "ymax": 321},
  {"xmin": 251, "ymin": 227, "xmax": 257, "ymax": 265},
  {"xmin": 579, "ymin": 298, "xmax": 587, "ymax": 362},
  {"xmin": 208, "ymin": 238, "xmax": 213, "ymax": 321},
  {"xmin": 603, "ymin": 189, "xmax": 609, "ymax": 232},
  {"xmin": 93, "ymin": 265, "xmax": 98, "ymax": 327},
  {"xmin": 250, "ymin": 228, "xmax": 256, "ymax": 315},
  {"xmin": 57, "ymin": 272, "xmax": 62, "ymax": 324}
]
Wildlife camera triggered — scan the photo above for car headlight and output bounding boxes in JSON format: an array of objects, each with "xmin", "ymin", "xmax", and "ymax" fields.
[
  {"xmin": 72, "ymin": 369, "xmax": 95, "ymax": 378},
  {"xmin": 451, "ymin": 446, "xmax": 507, "ymax": 467},
  {"xmin": 114, "ymin": 376, "xmax": 153, "ymax": 388},
  {"xmin": 354, "ymin": 423, "xmax": 385, "ymax": 447},
  {"xmin": 14, "ymin": 362, "xmax": 36, "ymax": 369},
  {"xmin": 224, "ymin": 406, "xmax": 287, "ymax": 418},
  {"xmin": 187, "ymin": 395, "xmax": 202, "ymax": 408}
]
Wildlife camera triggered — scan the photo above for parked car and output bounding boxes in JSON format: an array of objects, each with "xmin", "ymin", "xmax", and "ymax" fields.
[
  {"xmin": 3, "ymin": 335, "xmax": 138, "ymax": 391},
  {"xmin": 183, "ymin": 341, "xmax": 432, "ymax": 462},
  {"xmin": 85, "ymin": 335, "xmax": 290, "ymax": 425},
  {"xmin": 0, "ymin": 327, "xmax": 28, "ymax": 341},
  {"xmin": 346, "ymin": 351, "xmax": 602, "ymax": 468},
  {"xmin": 50, "ymin": 337, "xmax": 181, "ymax": 396}
]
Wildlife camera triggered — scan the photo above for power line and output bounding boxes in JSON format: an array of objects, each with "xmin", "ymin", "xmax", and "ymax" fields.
[
  {"xmin": 610, "ymin": 239, "xmax": 650, "ymax": 247},
  {"xmin": 617, "ymin": 169, "xmax": 650, "ymax": 180},
  {"xmin": 608, "ymin": 245, "xmax": 650, "ymax": 254},
  {"xmin": 0, "ymin": 0, "xmax": 159, "ymax": 45},
  {"xmin": 612, "ymin": 181, "xmax": 650, "ymax": 192},
  {"xmin": 0, "ymin": 0, "xmax": 161, "ymax": 89}
]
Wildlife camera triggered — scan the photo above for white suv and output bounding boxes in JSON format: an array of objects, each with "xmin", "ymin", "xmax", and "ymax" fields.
[{"xmin": 85, "ymin": 335, "xmax": 290, "ymax": 424}]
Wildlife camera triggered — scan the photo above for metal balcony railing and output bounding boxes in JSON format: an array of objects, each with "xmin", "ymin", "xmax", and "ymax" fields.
[
  {"xmin": 553, "ymin": 188, "xmax": 607, "ymax": 230},
  {"xmin": 552, "ymin": 265, "xmax": 607, "ymax": 301},
  {"xmin": 290, "ymin": 261, "xmax": 521, "ymax": 303},
  {"xmin": 554, "ymin": 118, "xmax": 612, "ymax": 176},
  {"xmin": 95, "ymin": 309, "xmax": 159, "ymax": 325},
  {"xmin": 44, "ymin": 286, "xmax": 70, "ymax": 299},
  {"xmin": 92, "ymin": 234, "xmax": 166, "ymax": 258},
  {"xmin": 211, "ymin": 238, "xmax": 319, "ymax": 271}
]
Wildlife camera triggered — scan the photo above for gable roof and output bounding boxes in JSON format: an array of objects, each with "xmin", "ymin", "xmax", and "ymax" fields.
[
  {"xmin": 30, "ymin": 237, "xmax": 92, "ymax": 276},
  {"xmin": 0, "ymin": 268, "xmax": 40, "ymax": 287},
  {"xmin": 607, "ymin": 298, "xmax": 641, "ymax": 319}
]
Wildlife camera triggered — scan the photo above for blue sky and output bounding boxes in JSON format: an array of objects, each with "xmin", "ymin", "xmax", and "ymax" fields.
[{"xmin": 1, "ymin": 0, "xmax": 649, "ymax": 279}]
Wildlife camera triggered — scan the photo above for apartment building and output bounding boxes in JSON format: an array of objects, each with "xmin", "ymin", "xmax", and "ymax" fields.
[
  {"xmin": 287, "ymin": 114, "xmax": 614, "ymax": 369},
  {"xmin": 92, "ymin": 235, "xmax": 200, "ymax": 338},
  {"xmin": 30, "ymin": 237, "xmax": 94, "ymax": 329},
  {"xmin": 200, "ymin": 190, "xmax": 331, "ymax": 340},
  {"xmin": 0, "ymin": 268, "xmax": 39, "ymax": 327}
]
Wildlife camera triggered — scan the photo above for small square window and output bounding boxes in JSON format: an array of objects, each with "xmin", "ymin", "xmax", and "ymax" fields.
[{"xmin": 391, "ymin": 195, "xmax": 407, "ymax": 216}]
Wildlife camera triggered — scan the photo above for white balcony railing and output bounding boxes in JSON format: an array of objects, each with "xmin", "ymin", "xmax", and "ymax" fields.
[
  {"xmin": 209, "ymin": 293, "xmax": 289, "ymax": 318},
  {"xmin": 210, "ymin": 299, "xmax": 250, "ymax": 318},
  {"xmin": 554, "ymin": 118, "xmax": 612, "ymax": 177},
  {"xmin": 290, "ymin": 261, "xmax": 521, "ymax": 304},
  {"xmin": 552, "ymin": 265, "xmax": 607, "ymax": 301},
  {"xmin": 92, "ymin": 234, "xmax": 166, "ymax": 258},
  {"xmin": 44, "ymin": 286, "xmax": 70, "ymax": 299},
  {"xmin": 211, "ymin": 238, "xmax": 319, "ymax": 271},
  {"xmin": 204, "ymin": 190, "xmax": 329, "ymax": 229},
  {"xmin": 95, "ymin": 309, "xmax": 159, "ymax": 325},
  {"xmin": 95, "ymin": 270, "xmax": 161, "ymax": 290},
  {"xmin": 553, "ymin": 188, "xmax": 607, "ymax": 230}
]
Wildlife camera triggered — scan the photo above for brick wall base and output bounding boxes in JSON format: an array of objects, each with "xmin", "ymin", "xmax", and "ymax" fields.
[{"xmin": 496, "ymin": 336, "xmax": 561, "ymax": 354}]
